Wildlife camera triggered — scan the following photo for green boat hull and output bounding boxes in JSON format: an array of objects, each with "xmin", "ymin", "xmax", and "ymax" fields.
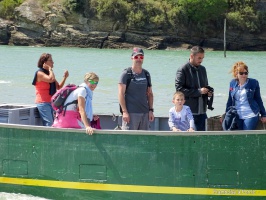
[{"xmin": 0, "ymin": 123, "xmax": 266, "ymax": 200}]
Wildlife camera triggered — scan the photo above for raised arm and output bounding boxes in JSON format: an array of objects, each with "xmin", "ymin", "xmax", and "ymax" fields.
[
  {"xmin": 57, "ymin": 70, "xmax": 69, "ymax": 90},
  {"xmin": 37, "ymin": 67, "xmax": 55, "ymax": 83}
]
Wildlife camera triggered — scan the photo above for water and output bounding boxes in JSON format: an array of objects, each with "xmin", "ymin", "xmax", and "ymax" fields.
[
  {"xmin": 0, "ymin": 46, "xmax": 266, "ymax": 118},
  {"xmin": 0, "ymin": 192, "xmax": 50, "ymax": 200},
  {"xmin": 0, "ymin": 46, "xmax": 266, "ymax": 199}
]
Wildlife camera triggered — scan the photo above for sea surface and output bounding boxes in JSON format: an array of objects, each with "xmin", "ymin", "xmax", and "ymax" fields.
[
  {"xmin": 0, "ymin": 192, "xmax": 50, "ymax": 200},
  {"xmin": 1, "ymin": 45, "xmax": 266, "ymax": 118},
  {"xmin": 0, "ymin": 45, "xmax": 266, "ymax": 199}
]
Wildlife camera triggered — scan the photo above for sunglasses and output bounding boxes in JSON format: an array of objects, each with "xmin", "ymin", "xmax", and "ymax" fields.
[
  {"xmin": 239, "ymin": 72, "xmax": 248, "ymax": 75},
  {"xmin": 88, "ymin": 79, "xmax": 98, "ymax": 85},
  {"xmin": 133, "ymin": 55, "xmax": 144, "ymax": 60}
]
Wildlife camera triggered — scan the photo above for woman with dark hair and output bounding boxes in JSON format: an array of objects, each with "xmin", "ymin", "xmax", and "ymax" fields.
[
  {"xmin": 32, "ymin": 53, "xmax": 69, "ymax": 126},
  {"xmin": 223, "ymin": 61, "xmax": 266, "ymax": 130}
]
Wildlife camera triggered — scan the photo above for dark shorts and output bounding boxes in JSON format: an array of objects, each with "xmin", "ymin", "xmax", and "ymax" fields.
[{"xmin": 122, "ymin": 113, "xmax": 150, "ymax": 130}]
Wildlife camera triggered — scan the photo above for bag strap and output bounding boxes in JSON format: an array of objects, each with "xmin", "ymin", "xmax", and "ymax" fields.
[
  {"xmin": 62, "ymin": 86, "xmax": 87, "ymax": 116},
  {"xmin": 62, "ymin": 100, "xmax": 78, "ymax": 116},
  {"xmin": 125, "ymin": 67, "xmax": 133, "ymax": 91},
  {"xmin": 125, "ymin": 67, "xmax": 151, "ymax": 91}
]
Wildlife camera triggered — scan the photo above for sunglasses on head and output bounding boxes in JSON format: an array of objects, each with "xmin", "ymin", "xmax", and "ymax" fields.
[
  {"xmin": 88, "ymin": 79, "xmax": 98, "ymax": 85},
  {"xmin": 239, "ymin": 72, "xmax": 248, "ymax": 75},
  {"xmin": 133, "ymin": 55, "xmax": 144, "ymax": 60}
]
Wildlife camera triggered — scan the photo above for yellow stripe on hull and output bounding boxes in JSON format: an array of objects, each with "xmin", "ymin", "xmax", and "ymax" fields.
[{"xmin": 0, "ymin": 177, "xmax": 265, "ymax": 196}]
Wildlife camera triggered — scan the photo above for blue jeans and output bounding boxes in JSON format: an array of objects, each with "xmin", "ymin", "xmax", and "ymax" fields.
[
  {"xmin": 37, "ymin": 103, "xmax": 54, "ymax": 126},
  {"xmin": 193, "ymin": 113, "xmax": 207, "ymax": 131},
  {"xmin": 238, "ymin": 115, "xmax": 259, "ymax": 130}
]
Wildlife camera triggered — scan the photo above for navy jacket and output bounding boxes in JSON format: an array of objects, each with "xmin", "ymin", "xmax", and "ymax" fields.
[
  {"xmin": 225, "ymin": 78, "xmax": 266, "ymax": 117},
  {"xmin": 222, "ymin": 106, "xmax": 240, "ymax": 130}
]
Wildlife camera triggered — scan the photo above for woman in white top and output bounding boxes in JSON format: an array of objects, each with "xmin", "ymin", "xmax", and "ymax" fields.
[{"xmin": 52, "ymin": 72, "xmax": 99, "ymax": 134}]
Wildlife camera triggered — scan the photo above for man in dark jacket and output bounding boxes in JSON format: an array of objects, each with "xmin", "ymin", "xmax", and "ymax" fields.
[{"xmin": 175, "ymin": 46, "xmax": 213, "ymax": 131}]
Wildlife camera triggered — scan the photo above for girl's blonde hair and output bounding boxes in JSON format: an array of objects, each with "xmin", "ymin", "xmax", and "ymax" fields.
[
  {"xmin": 230, "ymin": 61, "xmax": 248, "ymax": 79},
  {"xmin": 84, "ymin": 72, "xmax": 99, "ymax": 82}
]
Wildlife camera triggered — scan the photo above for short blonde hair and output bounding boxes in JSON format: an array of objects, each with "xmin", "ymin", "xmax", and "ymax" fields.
[
  {"xmin": 84, "ymin": 72, "xmax": 99, "ymax": 82},
  {"xmin": 173, "ymin": 91, "xmax": 185, "ymax": 99},
  {"xmin": 230, "ymin": 61, "xmax": 248, "ymax": 79}
]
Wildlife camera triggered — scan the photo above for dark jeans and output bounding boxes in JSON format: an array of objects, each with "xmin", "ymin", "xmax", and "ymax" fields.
[
  {"xmin": 193, "ymin": 113, "xmax": 207, "ymax": 131},
  {"xmin": 238, "ymin": 115, "xmax": 259, "ymax": 130}
]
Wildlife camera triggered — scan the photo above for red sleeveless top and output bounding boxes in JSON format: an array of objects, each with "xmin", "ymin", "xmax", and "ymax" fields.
[{"xmin": 35, "ymin": 81, "xmax": 52, "ymax": 103}]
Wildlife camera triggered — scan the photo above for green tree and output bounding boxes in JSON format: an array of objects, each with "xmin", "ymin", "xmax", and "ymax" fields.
[
  {"xmin": 89, "ymin": 0, "xmax": 180, "ymax": 31},
  {"xmin": 63, "ymin": 0, "xmax": 85, "ymax": 12},
  {"xmin": 0, "ymin": 0, "xmax": 24, "ymax": 19},
  {"xmin": 227, "ymin": 0, "xmax": 261, "ymax": 32},
  {"xmin": 90, "ymin": 0, "xmax": 130, "ymax": 23},
  {"xmin": 227, "ymin": 0, "xmax": 257, "ymax": 11},
  {"xmin": 137, "ymin": 0, "xmax": 180, "ymax": 30},
  {"xmin": 176, "ymin": 0, "xmax": 228, "ymax": 32}
]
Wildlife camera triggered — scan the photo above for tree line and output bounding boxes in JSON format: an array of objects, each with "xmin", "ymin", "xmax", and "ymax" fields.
[{"xmin": 1, "ymin": 0, "xmax": 266, "ymax": 34}]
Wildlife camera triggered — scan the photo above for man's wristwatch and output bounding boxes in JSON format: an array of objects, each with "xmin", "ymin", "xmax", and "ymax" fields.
[{"xmin": 149, "ymin": 108, "xmax": 154, "ymax": 112}]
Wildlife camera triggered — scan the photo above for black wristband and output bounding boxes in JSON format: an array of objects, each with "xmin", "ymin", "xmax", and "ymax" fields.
[{"xmin": 149, "ymin": 108, "xmax": 154, "ymax": 112}]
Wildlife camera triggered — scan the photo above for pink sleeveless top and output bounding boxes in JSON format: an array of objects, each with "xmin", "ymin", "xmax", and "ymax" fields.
[{"xmin": 35, "ymin": 81, "xmax": 52, "ymax": 103}]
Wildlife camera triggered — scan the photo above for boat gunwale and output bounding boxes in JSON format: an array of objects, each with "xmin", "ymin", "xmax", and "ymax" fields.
[{"xmin": 1, "ymin": 122, "xmax": 266, "ymax": 136}]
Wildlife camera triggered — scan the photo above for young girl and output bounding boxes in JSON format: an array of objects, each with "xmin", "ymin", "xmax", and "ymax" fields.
[{"xmin": 168, "ymin": 91, "xmax": 195, "ymax": 132}]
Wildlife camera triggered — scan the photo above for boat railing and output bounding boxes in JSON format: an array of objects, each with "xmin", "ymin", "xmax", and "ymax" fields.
[{"xmin": 0, "ymin": 103, "xmax": 265, "ymax": 131}]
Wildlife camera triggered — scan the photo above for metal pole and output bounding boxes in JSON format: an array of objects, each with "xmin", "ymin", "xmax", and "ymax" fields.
[{"xmin": 224, "ymin": 18, "xmax": 226, "ymax": 58}]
